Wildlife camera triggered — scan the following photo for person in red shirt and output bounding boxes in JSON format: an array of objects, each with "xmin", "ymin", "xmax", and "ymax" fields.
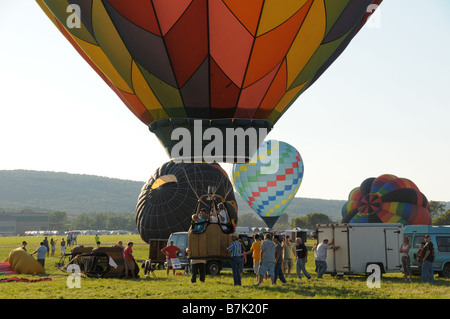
[
  {"xmin": 161, "ymin": 241, "xmax": 181, "ymax": 276},
  {"xmin": 124, "ymin": 242, "xmax": 135, "ymax": 278}
]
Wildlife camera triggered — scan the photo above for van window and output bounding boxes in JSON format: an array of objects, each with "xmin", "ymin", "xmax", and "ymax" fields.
[
  {"xmin": 169, "ymin": 234, "xmax": 187, "ymax": 249},
  {"xmin": 413, "ymin": 236, "xmax": 425, "ymax": 249},
  {"xmin": 436, "ymin": 236, "xmax": 450, "ymax": 252}
]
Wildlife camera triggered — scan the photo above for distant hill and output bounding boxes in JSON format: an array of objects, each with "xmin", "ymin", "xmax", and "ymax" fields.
[
  {"xmin": 0, "ymin": 170, "xmax": 347, "ymax": 221},
  {"xmin": 0, "ymin": 170, "xmax": 142, "ymax": 214},
  {"xmin": 4, "ymin": 170, "xmax": 446, "ymax": 222}
]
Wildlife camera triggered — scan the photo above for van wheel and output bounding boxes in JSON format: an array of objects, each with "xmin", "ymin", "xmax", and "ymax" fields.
[
  {"xmin": 440, "ymin": 263, "xmax": 450, "ymax": 278},
  {"xmin": 206, "ymin": 261, "xmax": 221, "ymax": 275}
]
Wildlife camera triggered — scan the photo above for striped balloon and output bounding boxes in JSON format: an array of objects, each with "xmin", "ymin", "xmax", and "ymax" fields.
[
  {"xmin": 341, "ymin": 174, "xmax": 432, "ymax": 225},
  {"xmin": 232, "ymin": 140, "xmax": 303, "ymax": 228}
]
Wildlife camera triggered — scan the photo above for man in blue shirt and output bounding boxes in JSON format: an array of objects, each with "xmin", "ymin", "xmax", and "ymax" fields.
[
  {"xmin": 227, "ymin": 234, "xmax": 242, "ymax": 285},
  {"xmin": 31, "ymin": 242, "xmax": 48, "ymax": 269}
]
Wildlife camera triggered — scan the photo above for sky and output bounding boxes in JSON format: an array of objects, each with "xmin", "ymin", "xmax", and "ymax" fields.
[{"xmin": 1, "ymin": 1, "xmax": 449, "ymax": 202}]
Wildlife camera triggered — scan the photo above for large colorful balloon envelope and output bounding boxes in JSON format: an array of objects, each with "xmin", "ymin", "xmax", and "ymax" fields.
[
  {"xmin": 232, "ymin": 140, "xmax": 303, "ymax": 228},
  {"xmin": 36, "ymin": 0, "xmax": 382, "ymax": 162},
  {"xmin": 341, "ymin": 174, "xmax": 431, "ymax": 226}
]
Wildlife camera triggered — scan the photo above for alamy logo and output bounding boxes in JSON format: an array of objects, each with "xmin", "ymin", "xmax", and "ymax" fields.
[
  {"xmin": 170, "ymin": 120, "xmax": 270, "ymax": 164},
  {"xmin": 366, "ymin": 264, "xmax": 381, "ymax": 288},
  {"xmin": 66, "ymin": 264, "xmax": 81, "ymax": 289}
]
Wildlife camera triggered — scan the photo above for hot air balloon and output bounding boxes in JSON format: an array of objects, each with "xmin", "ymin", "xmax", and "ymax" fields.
[
  {"xmin": 232, "ymin": 140, "xmax": 303, "ymax": 228},
  {"xmin": 136, "ymin": 161, "xmax": 237, "ymax": 242},
  {"xmin": 341, "ymin": 174, "xmax": 432, "ymax": 226},
  {"xmin": 36, "ymin": 0, "xmax": 382, "ymax": 162}
]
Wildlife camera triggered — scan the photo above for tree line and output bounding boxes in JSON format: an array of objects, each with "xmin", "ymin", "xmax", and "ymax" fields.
[
  {"xmin": 32, "ymin": 200, "xmax": 450, "ymax": 232},
  {"xmin": 238, "ymin": 200, "xmax": 450, "ymax": 230},
  {"xmin": 49, "ymin": 211, "xmax": 136, "ymax": 231}
]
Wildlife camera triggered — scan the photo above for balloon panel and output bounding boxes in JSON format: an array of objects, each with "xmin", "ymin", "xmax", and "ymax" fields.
[
  {"xmin": 36, "ymin": 0, "xmax": 381, "ymax": 127},
  {"xmin": 341, "ymin": 174, "xmax": 431, "ymax": 226},
  {"xmin": 232, "ymin": 140, "xmax": 303, "ymax": 228}
]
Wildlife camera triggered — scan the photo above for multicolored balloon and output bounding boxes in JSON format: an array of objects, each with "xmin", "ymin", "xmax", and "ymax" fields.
[
  {"xmin": 341, "ymin": 174, "xmax": 431, "ymax": 225},
  {"xmin": 36, "ymin": 0, "xmax": 382, "ymax": 162},
  {"xmin": 232, "ymin": 140, "xmax": 303, "ymax": 228}
]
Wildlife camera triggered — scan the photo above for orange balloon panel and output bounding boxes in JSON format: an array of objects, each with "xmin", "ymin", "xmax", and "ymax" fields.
[{"xmin": 36, "ymin": 0, "xmax": 382, "ymax": 161}]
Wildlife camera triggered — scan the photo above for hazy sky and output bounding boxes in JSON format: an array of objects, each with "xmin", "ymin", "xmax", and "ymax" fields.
[{"xmin": 1, "ymin": 1, "xmax": 449, "ymax": 202}]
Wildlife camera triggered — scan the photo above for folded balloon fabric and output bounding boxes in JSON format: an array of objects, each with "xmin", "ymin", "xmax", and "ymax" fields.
[
  {"xmin": 0, "ymin": 277, "xmax": 53, "ymax": 283},
  {"xmin": 0, "ymin": 262, "xmax": 17, "ymax": 275}
]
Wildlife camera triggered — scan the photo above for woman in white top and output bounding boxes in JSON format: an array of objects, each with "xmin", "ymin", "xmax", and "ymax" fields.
[
  {"xmin": 217, "ymin": 203, "xmax": 228, "ymax": 231},
  {"xmin": 209, "ymin": 205, "xmax": 219, "ymax": 223},
  {"xmin": 400, "ymin": 237, "xmax": 412, "ymax": 282}
]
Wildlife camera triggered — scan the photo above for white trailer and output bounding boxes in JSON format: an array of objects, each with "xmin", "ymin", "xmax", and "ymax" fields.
[{"xmin": 315, "ymin": 223, "xmax": 403, "ymax": 276}]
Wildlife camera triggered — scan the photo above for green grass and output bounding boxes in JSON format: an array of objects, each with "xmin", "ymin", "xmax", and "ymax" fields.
[{"xmin": 1, "ymin": 234, "xmax": 449, "ymax": 299}]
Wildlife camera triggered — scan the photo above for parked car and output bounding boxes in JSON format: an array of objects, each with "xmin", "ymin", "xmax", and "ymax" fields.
[
  {"xmin": 404, "ymin": 225, "xmax": 450, "ymax": 278},
  {"xmin": 165, "ymin": 232, "xmax": 190, "ymax": 270}
]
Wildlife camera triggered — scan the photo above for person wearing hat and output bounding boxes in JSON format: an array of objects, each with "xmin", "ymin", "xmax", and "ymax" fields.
[
  {"xmin": 420, "ymin": 235, "xmax": 435, "ymax": 284},
  {"xmin": 227, "ymin": 234, "xmax": 242, "ymax": 285}
]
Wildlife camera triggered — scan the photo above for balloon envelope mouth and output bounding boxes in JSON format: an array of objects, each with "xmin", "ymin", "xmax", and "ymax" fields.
[{"xmin": 149, "ymin": 118, "xmax": 273, "ymax": 163}]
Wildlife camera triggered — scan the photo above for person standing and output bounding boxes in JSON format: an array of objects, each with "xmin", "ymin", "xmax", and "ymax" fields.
[
  {"xmin": 282, "ymin": 235, "xmax": 295, "ymax": 277},
  {"xmin": 244, "ymin": 234, "xmax": 262, "ymax": 283},
  {"xmin": 124, "ymin": 242, "xmax": 136, "ymax": 278},
  {"xmin": 43, "ymin": 237, "xmax": 49, "ymax": 257},
  {"xmin": 50, "ymin": 238, "xmax": 58, "ymax": 257},
  {"xmin": 95, "ymin": 234, "xmax": 101, "ymax": 247},
  {"xmin": 295, "ymin": 237, "xmax": 311, "ymax": 279},
  {"xmin": 73, "ymin": 232, "xmax": 78, "ymax": 246},
  {"xmin": 227, "ymin": 234, "xmax": 242, "ymax": 286},
  {"xmin": 400, "ymin": 237, "xmax": 412, "ymax": 282},
  {"xmin": 190, "ymin": 258, "xmax": 206, "ymax": 283},
  {"xmin": 273, "ymin": 235, "xmax": 286, "ymax": 284},
  {"xmin": 256, "ymin": 233, "xmax": 276, "ymax": 286},
  {"xmin": 60, "ymin": 238, "xmax": 66, "ymax": 255},
  {"xmin": 161, "ymin": 240, "xmax": 181, "ymax": 276},
  {"xmin": 421, "ymin": 235, "xmax": 435, "ymax": 284},
  {"xmin": 31, "ymin": 242, "xmax": 48, "ymax": 269},
  {"xmin": 312, "ymin": 238, "xmax": 339, "ymax": 278}
]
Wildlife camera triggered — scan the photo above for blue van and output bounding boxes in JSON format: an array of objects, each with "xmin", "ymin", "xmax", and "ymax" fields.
[{"xmin": 403, "ymin": 225, "xmax": 450, "ymax": 278}]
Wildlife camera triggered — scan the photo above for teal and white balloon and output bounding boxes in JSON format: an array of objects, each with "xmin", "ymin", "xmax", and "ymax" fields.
[{"xmin": 232, "ymin": 140, "xmax": 304, "ymax": 228}]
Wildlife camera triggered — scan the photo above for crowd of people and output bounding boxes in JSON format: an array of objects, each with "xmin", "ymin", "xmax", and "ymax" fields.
[{"xmin": 17, "ymin": 230, "xmax": 437, "ymax": 285}]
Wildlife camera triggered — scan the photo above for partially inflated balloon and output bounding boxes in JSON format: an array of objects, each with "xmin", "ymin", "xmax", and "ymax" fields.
[
  {"xmin": 136, "ymin": 161, "xmax": 237, "ymax": 242},
  {"xmin": 232, "ymin": 140, "xmax": 303, "ymax": 228},
  {"xmin": 36, "ymin": 0, "xmax": 382, "ymax": 162},
  {"xmin": 341, "ymin": 174, "xmax": 431, "ymax": 225}
]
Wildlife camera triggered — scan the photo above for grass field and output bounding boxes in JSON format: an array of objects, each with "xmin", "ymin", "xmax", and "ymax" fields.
[{"xmin": 0, "ymin": 234, "xmax": 449, "ymax": 300}]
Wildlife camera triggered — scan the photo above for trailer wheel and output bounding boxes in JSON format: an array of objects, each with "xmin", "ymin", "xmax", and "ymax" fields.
[
  {"xmin": 439, "ymin": 263, "xmax": 450, "ymax": 278},
  {"xmin": 206, "ymin": 261, "xmax": 221, "ymax": 275}
]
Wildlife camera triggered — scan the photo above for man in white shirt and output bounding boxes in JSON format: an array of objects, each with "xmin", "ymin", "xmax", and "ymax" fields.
[{"xmin": 313, "ymin": 238, "xmax": 339, "ymax": 278}]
